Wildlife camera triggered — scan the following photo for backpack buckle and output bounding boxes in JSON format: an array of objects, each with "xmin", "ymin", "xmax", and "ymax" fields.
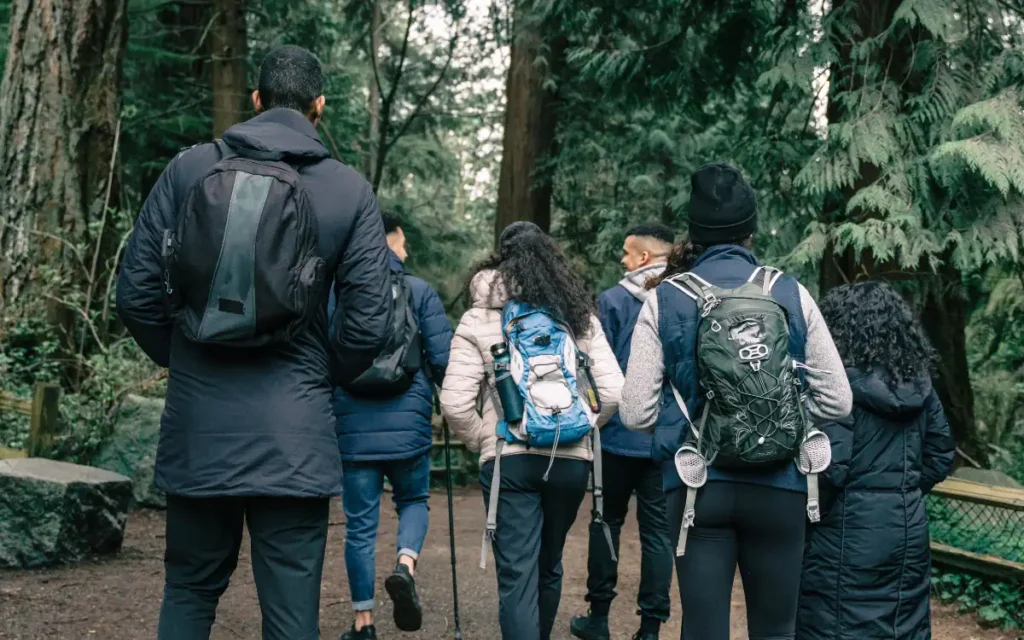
[
  {"xmin": 807, "ymin": 498, "xmax": 821, "ymax": 523},
  {"xmin": 700, "ymin": 295, "xmax": 719, "ymax": 317},
  {"xmin": 683, "ymin": 508, "xmax": 696, "ymax": 529}
]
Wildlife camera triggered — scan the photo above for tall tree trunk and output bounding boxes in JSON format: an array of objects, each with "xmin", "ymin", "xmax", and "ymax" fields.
[
  {"xmin": 494, "ymin": 5, "xmax": 565, "ymax": 245},
  {"xmin": 365, "ymin": 0, "xmax": 382, "ymax": 180},
  {"xmin": 819, "ymin": 0, "xmax": 981, "ymax": 463},
  {"xmin": 818, "ymin": 0, "xmax": 900, "ymax": 292},
  {"xmin": 212, "ymin": 0, "xmax": 248, "ymax": 138},
  {"xmin": 919, "ymin": 257, "xmax": 981, "ymax": 461},
  {"xmin": 0, "ymin": 0, "xmax": 129, "ymax": 307}
]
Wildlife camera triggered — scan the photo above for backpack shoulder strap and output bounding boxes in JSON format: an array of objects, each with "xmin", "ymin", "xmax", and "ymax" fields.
[
  {"xmin": 664, "ymin": 272, "xmax": 712, "ymax": 302},
  {"xmin": 213, "ymin": 139, "xmax": 237, "ymax": 162},
  {"xmin": 749, "ymin": 266, "xmax": 785, "ymax": 295}
]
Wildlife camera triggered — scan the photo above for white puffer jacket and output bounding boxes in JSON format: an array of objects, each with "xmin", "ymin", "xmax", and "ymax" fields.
[{"xmin": 440, "ymin": 270, "xmax": 624, "ymax": 465}]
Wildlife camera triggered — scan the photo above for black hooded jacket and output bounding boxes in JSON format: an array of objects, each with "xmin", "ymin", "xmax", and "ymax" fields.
[
  {"xmin": 116, "ymin": 108, "xmax": 393, "ymax": 497},
  {"xmin": 797, "ymin": 368, "xmax": 955, "ymax": 640}
]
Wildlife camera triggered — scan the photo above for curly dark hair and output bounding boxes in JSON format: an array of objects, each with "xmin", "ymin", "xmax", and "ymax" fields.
[
  {"xmin": 468, "ymin": 230, "xmax": 595, "ymax": 336},
  {"xmin": 820, "ymin": 281, "xmax": 937, "ymax": 383}
]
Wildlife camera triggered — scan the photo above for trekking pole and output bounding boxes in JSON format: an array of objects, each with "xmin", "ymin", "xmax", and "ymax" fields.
[{"xmin": 442, "ymin": 415, "xmax": 464, "ymax": 640}]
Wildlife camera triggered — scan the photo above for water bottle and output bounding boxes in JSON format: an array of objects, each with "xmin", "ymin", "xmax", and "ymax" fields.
[
  {"xmin": 577, "ymin": 352, "xmax": 602, "ymax": 414},
  {"xmin": 490, "ymin": 343, "xmax": 524, "ymax": 423}
]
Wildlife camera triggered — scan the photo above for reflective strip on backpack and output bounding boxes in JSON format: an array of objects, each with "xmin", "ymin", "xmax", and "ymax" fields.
[{"xmin": 196, "ymin": 173, "xmax": 274, "ymax": 341}]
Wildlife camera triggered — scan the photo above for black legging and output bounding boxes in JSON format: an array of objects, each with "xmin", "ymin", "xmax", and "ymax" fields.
[{"xmin": 667, "ymin": 481, "xmax": 806, "ymax": 640}]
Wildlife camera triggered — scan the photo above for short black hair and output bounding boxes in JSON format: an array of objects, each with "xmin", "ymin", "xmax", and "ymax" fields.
[
  {"xmin": 381, "ymin": 210, "xmax": 403, "ymax": 234},
  {"xmin": 626, "ymin": 223, "xmax": 675, "ymax": 245},
  {"xmin": 258, "ymin": 45, "xmax": 323, "ymax": 113}
]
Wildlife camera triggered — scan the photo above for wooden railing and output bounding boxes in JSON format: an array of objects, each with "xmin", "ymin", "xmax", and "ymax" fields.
[
  {"xmin": 929, "ymin": 477, "xmax": 1024, "ymax": 581},
  {"xmin": 0, "ymin": 382, "xmax": 62, "ymax": 459}
]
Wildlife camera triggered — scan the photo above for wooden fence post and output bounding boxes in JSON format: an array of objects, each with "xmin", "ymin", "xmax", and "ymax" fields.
[{"xmin": 27, "ymin": 382, "xmax": 61, "ymax": 458}]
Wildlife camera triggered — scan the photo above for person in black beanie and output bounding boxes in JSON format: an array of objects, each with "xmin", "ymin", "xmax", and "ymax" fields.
[
  {"xmin": 616, "ymin": 162, "xmax": 852, "ymax": 640},
  {"xmin": 686, "ymin": 161, "xmax": 758, "ymax": 246}
]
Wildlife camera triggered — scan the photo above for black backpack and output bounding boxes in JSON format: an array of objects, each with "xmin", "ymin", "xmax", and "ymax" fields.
[
  {"xmin": 162, "ymin": 141, "xmax": 326, "ymax": 347},
  {"xmin": 341, "ymin": 272, "xmax": 423, "ymax": 397}
]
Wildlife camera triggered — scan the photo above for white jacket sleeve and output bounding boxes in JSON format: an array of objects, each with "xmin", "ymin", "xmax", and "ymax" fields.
[
  {"xmin": 583, "ymin": 315, "xmax": 624, "ymax": 428},
  {"xmin": 439, "ymin": 312, "xmax": 487, "ymax": 452}
]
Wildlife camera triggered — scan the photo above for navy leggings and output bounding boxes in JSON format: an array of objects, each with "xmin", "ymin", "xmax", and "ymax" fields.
[{"xmin": 667, "ymin": 481, "xmax": 806, "ymax": 640}]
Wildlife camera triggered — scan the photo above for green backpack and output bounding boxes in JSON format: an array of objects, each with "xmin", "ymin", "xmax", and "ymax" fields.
[{"xmin": 666, "ymin": 267, "xmax": 830, "ymax": 556}]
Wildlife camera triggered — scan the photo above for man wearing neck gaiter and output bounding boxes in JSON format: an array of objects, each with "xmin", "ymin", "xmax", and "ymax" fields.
[{"xmin": 570, "ymin": 223, "xmax": 675, "ymax": 640}]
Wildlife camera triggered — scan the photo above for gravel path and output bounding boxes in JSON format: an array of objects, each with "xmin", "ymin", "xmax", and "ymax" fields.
[{"xmin": 0, "ymin": 487, "xmax": 1017, "ymax": 639}]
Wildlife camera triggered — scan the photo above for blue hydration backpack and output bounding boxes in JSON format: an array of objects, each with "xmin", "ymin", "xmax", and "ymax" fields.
[
  {"xmin": 496, "ymin": 301, "xmax": 594, "ymax": 448},
  {"xmin": 481, "ymin": 301, "xmax": 616, "ymax": 569}
]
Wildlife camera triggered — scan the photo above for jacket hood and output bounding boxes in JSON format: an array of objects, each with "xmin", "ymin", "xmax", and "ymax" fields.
[
  {"xmin": 469, "ymin": 269, "xmax": 510, "ymax": 310},
  {"xmin": 388, "ymin": 250, "xmax": 406, "ymax": 274},
  {"xmin": 848, "ymin": 367, "xmax": 931, "ymax": 419},
  {"xmin": 619, "ymin": 263, "xmax": 665, "ymax": 302},
  {"xmin": 221, "ymin": 108, "xmax": 330, "ymax": 162},
  {"xmin": 692, "ymin": 244, "xmax": 761, "ymax": 270}
]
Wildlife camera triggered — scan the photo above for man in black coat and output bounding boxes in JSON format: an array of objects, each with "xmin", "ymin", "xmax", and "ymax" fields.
[{"xmin": 116, "ymin": 45, "xmax": 393, "ymax": 639}]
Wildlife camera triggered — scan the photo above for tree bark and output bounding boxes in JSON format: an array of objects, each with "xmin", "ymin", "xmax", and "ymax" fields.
[
  {"xmin": 919, "ymin": 257, "xmax": 981, "ymax": 461},
  {"xmin": 365, "ymin": 0, "xmax": 382, "ymax": 180},
  {"xmin": 494, "ymin": 5, "xmax": 566, "ymax": 245},
  {"xmin": 0, "ymin": 0, "xmax": 129, "ymax": 306},
  {"xmin": 212, "ymin": 0, "xmax": 248, "ymax": 138},
  {"xmin": 818, "ymin": 0, "xmax": 901, "ymax": 291}
]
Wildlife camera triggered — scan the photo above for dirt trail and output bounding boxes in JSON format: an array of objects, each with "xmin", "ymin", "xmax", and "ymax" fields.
[{"xmin": 0, "ymin": 487, "xmax": 1016, "ymax": 639}]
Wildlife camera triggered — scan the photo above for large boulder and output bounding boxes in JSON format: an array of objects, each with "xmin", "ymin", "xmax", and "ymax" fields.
[
  {"xmin": 0, "ymin": 458, "xmax": 132, "ymax": 569},
  {"xmin": 93, "ymin": 394, "xmax": 165, "ymax": 508}
]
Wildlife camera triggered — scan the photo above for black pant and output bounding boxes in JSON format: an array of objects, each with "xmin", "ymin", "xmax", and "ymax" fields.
[
  {"xmin": 585, "ymin": 451, "xmax": 672, "ymax": 623},
  {"xmin": 667, "ymin": 481, "xmax": 805, "ymax": 640},
  {"xmin": 480, "ymin": 455, "xmax": 589, "ymax": 640},
  {"xmin": 157, "ymin": 495, "xmax": 330, "ymax": 640}
]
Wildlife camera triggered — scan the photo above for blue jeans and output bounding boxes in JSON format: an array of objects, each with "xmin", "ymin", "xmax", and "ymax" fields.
[{"xmin": 342, "ymin": 453, "xmax": 431, "ymax": 612}]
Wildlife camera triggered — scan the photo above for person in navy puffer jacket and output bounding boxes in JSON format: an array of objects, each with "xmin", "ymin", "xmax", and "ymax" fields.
[
  {"xmin": 571, "ymin": 223, "xmax": 675, "ymax": 640},
  {"xmin": 330, "ymin": 211, "xmax": 453, "ymax": 640}
]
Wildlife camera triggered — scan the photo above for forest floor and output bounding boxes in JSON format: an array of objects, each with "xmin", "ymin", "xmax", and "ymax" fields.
[{"xmin": 0, "ymin": 486, "xmax": 1018, "ymax": 640}]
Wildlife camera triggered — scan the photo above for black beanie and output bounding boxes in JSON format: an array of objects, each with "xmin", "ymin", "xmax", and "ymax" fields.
[
  {"xmin": 686, "ymin": 162, "xmax": 758, "ymax": 245},
  {"xmin": 499, "ymin": 221, "xmax": 543, "ymax": 251}
]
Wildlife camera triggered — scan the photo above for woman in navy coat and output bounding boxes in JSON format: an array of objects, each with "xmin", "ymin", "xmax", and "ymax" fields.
[{"xmin": 798, "ymin": 282, "xmax": 955, "ymax": 640}]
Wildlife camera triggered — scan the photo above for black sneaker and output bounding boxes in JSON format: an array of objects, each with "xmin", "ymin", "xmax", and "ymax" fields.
[
  {"xmin": 341, "ymin": 624, "xmax": 377, "ymax": 640},
  {"xmin": 570, "ymin": 612, "xmax": 610, "ymax": 640},
  {"xmin": 384, "ymin": 564, "xmax": 423, "ymax": 631},
  {"xmin": 632, "ymin": 631, "xmax": 658, "ymax": 640}
]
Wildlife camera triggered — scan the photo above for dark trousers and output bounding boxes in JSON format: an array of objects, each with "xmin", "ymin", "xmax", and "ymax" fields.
[
  {"xmin": 668, "ymin": 481, "xmax": 805, "ymax": 640},
  {"xmin": 157, "ymin": 495, "xmax": 330, "ymax": 640},
  {"xmin": 585, "ymin": 451, "xmax": 672, "ymax": 623},
  {"xmin": 480, "ymin": 455, "xmax": 589, "ymax": 640}
]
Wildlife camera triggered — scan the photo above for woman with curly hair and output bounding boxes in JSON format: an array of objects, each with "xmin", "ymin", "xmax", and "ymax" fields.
[
  {"xmin": 797, "ymin": 281, "xmax": 955, "ymax": 640},
  {"xmin": 440, "ymin": 222, "xmax": 624, "ymax": 640}
]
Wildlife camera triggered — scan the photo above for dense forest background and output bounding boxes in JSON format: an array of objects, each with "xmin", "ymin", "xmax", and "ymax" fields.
[{"xmin": 0, "ymin": 0, "xmax": 1023, "ymax": 491}]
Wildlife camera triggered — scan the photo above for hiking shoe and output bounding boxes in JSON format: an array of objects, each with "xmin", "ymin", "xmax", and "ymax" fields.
[
  {"xmin": 632, "ymin": 631, "xmax": 658, "ymax": 640},
  {"xmin": 384, "ymin": 564, "xmax": 423, "ymax": 631},
  {"xmin": 341, "ymin": 625, "xmax": 377, "ymax": 640},
  {"xmin": 570, "ymin": 613, "xmax": 610, "ymax": 640}
]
